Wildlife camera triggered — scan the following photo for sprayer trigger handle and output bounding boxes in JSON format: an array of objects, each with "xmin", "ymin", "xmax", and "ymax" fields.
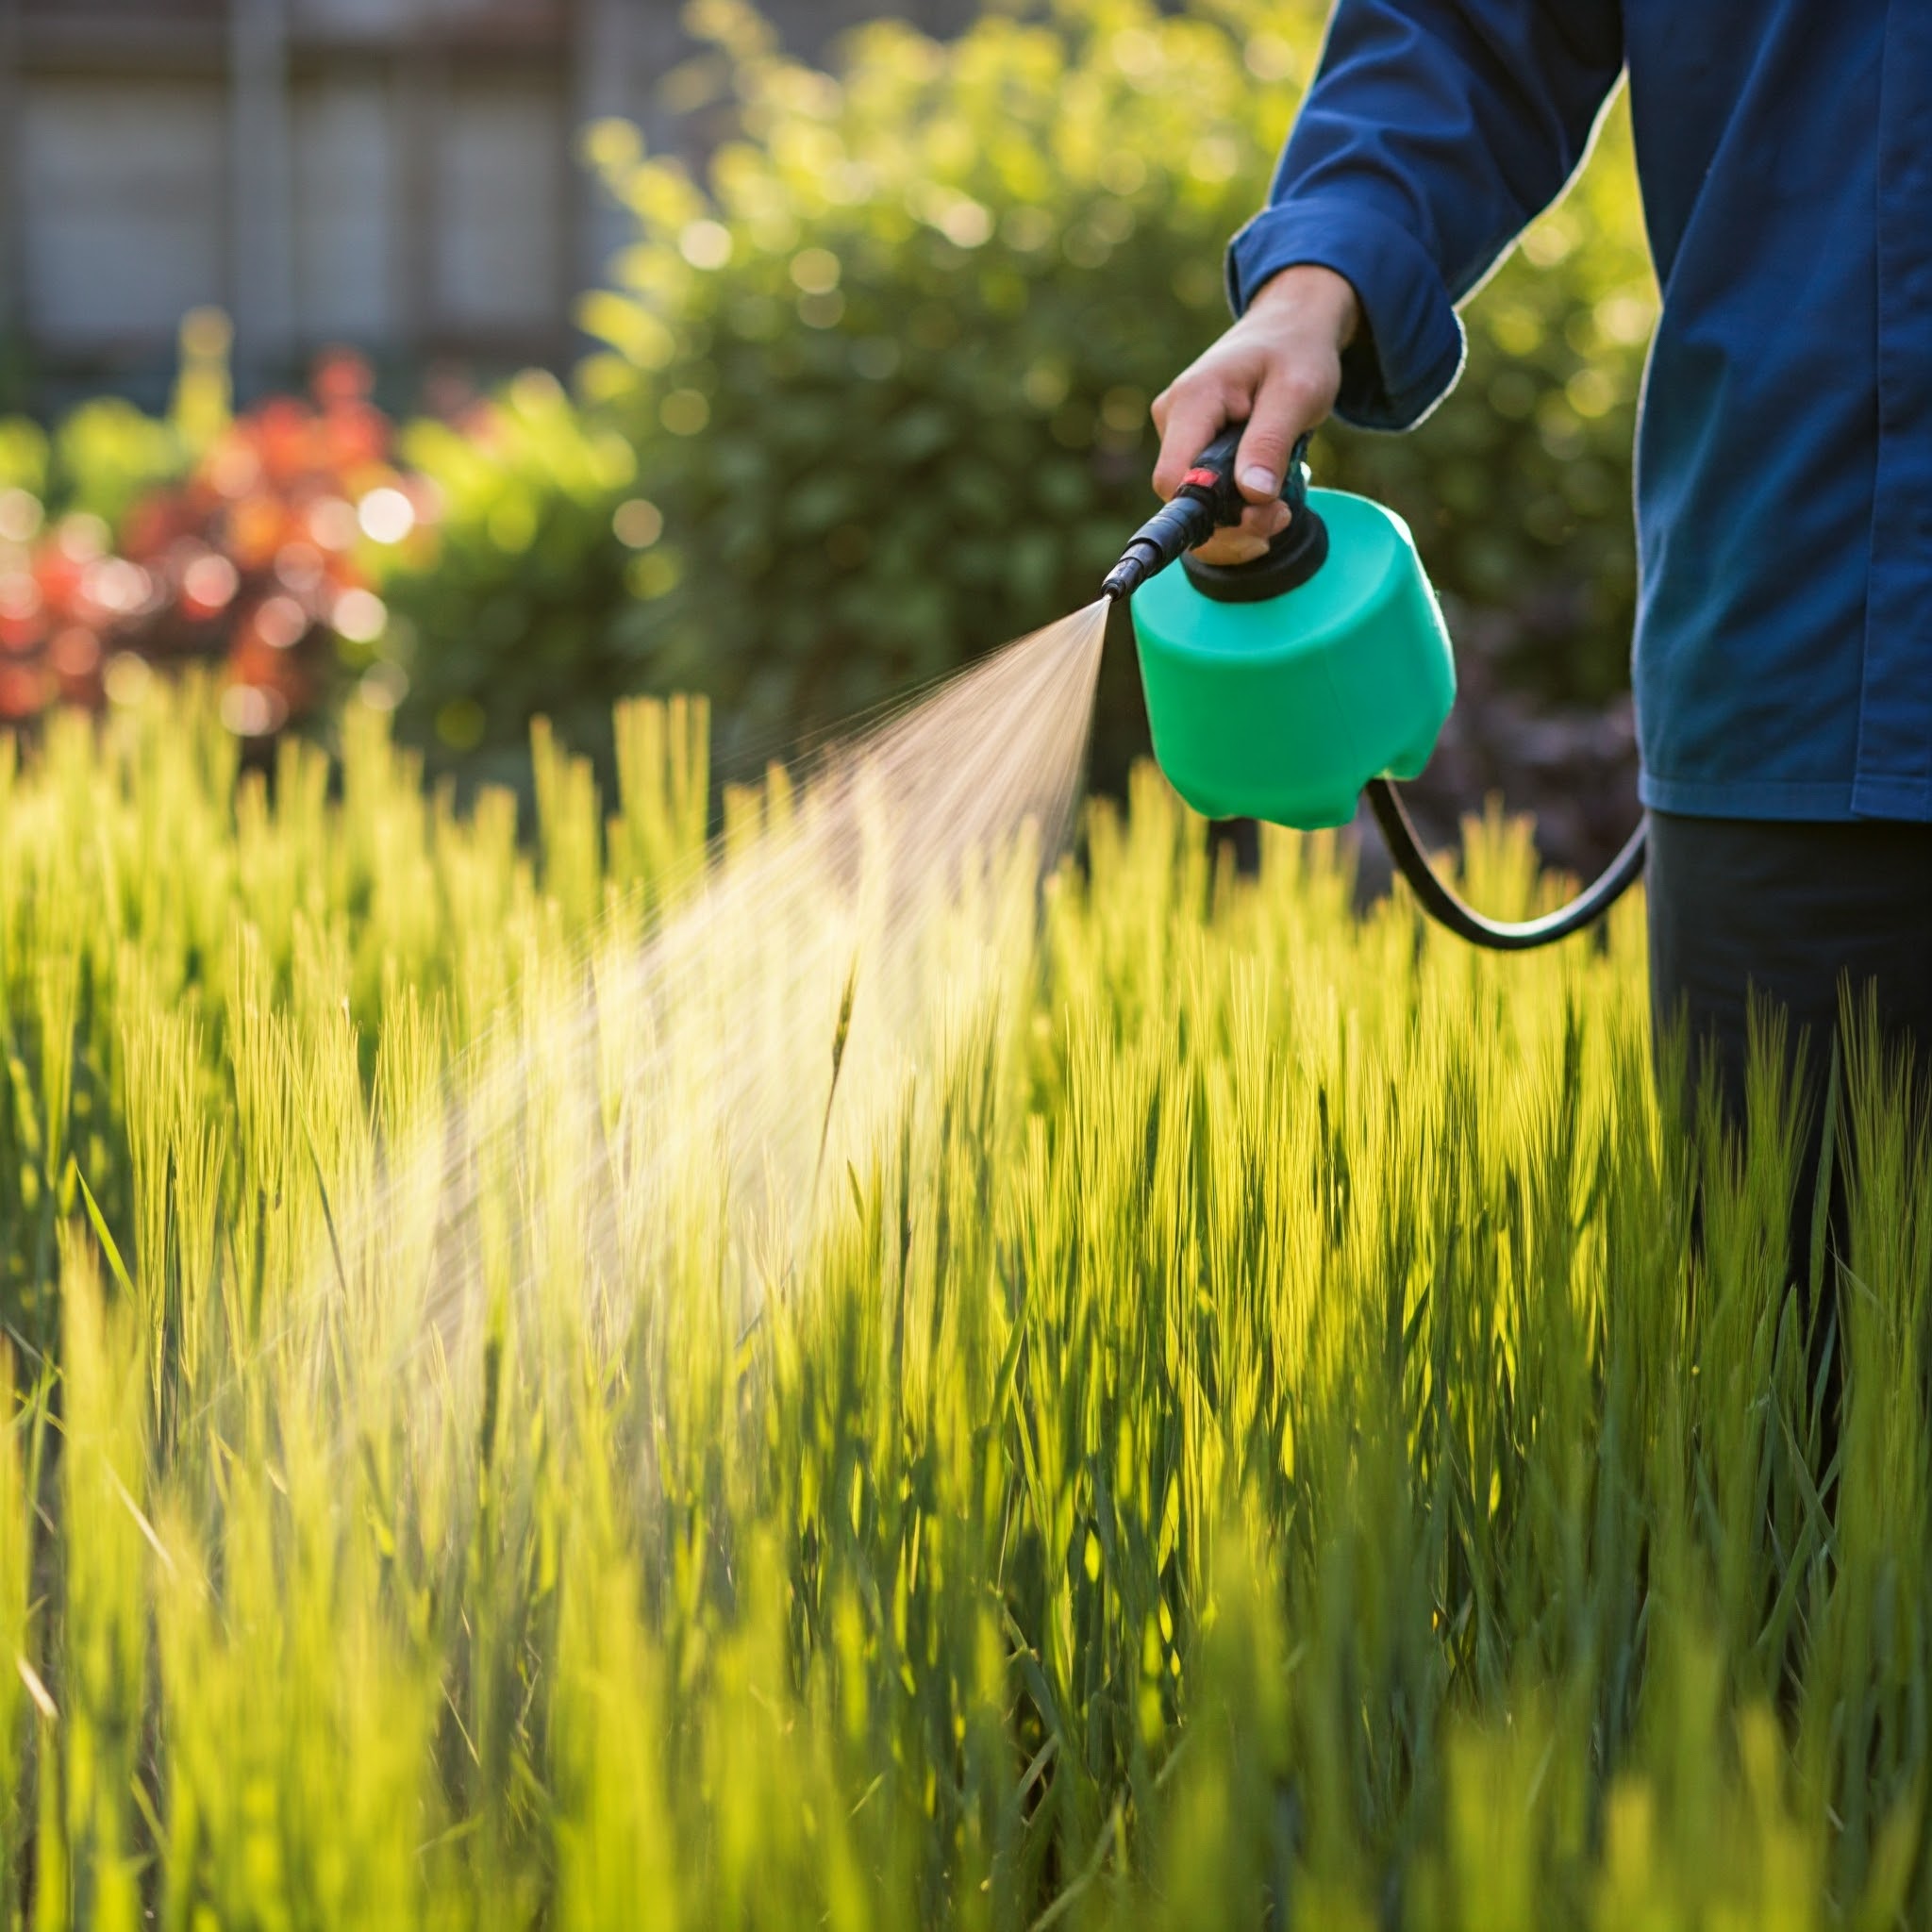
[
  {"xmin": 1175, "ymin": 424, "xmax": 1245, "ymax": 515},
  {"xmin": 1181, "ymin": 424, "xmax": 1316, "ymax": 531},
  {"xmin": 1191, "ymin": 423, "xmax": 1245, "ymax": 476}
]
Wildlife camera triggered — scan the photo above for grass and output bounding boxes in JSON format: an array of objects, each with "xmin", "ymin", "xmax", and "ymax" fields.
[{"xmin": 0, "ymin": 685, "xmax": 1921, "ymax": 1927}]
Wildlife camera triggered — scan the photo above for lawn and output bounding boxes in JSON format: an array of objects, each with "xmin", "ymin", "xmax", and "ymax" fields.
[{"xmin": 0, "ymin": 687, "xmax": 1919, "ymax": 1928}]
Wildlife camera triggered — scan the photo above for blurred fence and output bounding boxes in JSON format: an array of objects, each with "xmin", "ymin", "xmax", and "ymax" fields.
[
  {"xmin": 0, "ymin": 0, "xmax": 631, "ymax": 407},
  {"xmin": 0, "ymin": 0, "xmax": 982, "ymax": 411}
]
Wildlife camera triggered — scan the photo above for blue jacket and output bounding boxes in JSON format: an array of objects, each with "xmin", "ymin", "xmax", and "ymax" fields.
[{"xmin": 1228, "ymin": 2, "xmax": 1932, "ymax": 821}]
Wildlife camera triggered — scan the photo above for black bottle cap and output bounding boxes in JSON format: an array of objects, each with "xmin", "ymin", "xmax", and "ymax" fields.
[{"xmin": 1180, "ymin": 507, "xmax": 1329, "ymax": 605}]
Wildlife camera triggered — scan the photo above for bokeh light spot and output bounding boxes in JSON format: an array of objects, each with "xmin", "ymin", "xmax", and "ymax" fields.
[
  {"xmin": 789, "ymin": 247, "xmax": 841, "ymax": 294},
  {"xmin": 0, "ymin": 575, "xmax": 41, "ymax": 622},
  {"xmin": 0, "ymin": 490, "xmax": 42, "ymax": 545},
  {"xmin": 58, "ymin": 514, "xmax": 108, "ymax": 564},
  {"xmin": 333, "ymin": 588, "xmax": 387, "ymax": 644},
  {"xmin": 221, "ymin": 683, "xmax": 286, "ymax": 738},
  {"xmin": 183, "ymin": 552, "xmax": 240, "ymax": 612},
  {"xmin": 256, "ymin": 594, "xmax": 309, "ymax": 651},
  {"xmin": 358, "ymin": 662, "xmax": 409, "ymax": 712},
  {"xmin": 309, "ymin": 496, "xmax": 358, "ymax": 551},
  {"xmin": 85, "ymin": 559, "xmax": 151, "ymax": 616},
  {"xmin": 1243, "ymin": 33, "xmax": 1297, "ymax": 81},
  {"xmin": 679, "ymin": 220, "xmax": 734, "ymax": 270},
  {"xmin": 851, "ymin": 337, "xmax": 900, "ymax": 381},
  {"xmin": 938, "ymin": 200, "xmax": 991, "ymax": 248},
  {"xmin": 358, "ymin": 487, "xmax": 417, "ymax": 545},
  {"xmin": 659, "ymin": 390, "xmax": 711, "ymax": 437},
  {"xmin": 104, "ymin": 652, "xmax": 151, "ymax": 707},
  {"xmin": 612, "ymin": 499, "xmax": 664, "ymax": 548}
]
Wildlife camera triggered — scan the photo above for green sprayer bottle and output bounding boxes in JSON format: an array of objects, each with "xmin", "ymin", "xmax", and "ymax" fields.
[{"xmin": 1102, "ymin": 425, "xmax": 1644, "ymax": 950}]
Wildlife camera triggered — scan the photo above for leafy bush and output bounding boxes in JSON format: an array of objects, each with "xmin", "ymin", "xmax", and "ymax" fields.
[
  {"xmin": 0, "ymin": 403, "xmax": 188, "ymax": 534},
  {"xmin": 392, "ymin": 0, "xmax": 1653, "ymax": 777},
  {"xmin": 382, "ymin": 372, "xmax": 646, "ymax": 785},
  {"xmin": 0, "ymin": 309, "xmax": 234, "ymax": 529},
  {"xmin": 43, "ymin": 398, "xmax": 191, "ymax": 537},
  {"xmin": 0, "ymin": 421, "xmax": 47, "ymax": 506},
  {"xmin": 581, "ymin": 0, "xmax": 1304, "ymax": 758}
]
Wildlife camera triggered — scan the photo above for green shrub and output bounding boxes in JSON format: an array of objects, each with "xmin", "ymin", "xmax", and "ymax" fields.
[
  {"xmin": 46, "ymin": 396, "xmax": 189, "ymax": 535},
  {"xmin": 391, "ymin": 0, "xmax": 1652, "ymax": 777},
  {"xmin": 385, "ymin": 371, "xmax": 644, "ymax": 785},
  {"xmin": 0, "ymin": 308, "xmax": 231, "ymax": 533},
  {"xmin": 0, "ymin": 420, "xmax": 47, "ymax": 505},
  {"xmin": 0, "ymin": 401, "xmax": 186, "ymax": 534},
  {"xmin": 583, "ymin": 0, "xmax": 1310, "ymax": 756}
]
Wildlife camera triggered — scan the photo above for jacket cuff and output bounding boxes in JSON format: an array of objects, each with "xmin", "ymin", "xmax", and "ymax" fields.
[{"xmin": 1224, "ymin": 197, "xmax": 1466, "ymax": 432}]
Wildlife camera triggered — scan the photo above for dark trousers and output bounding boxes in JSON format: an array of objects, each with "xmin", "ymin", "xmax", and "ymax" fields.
[
  {"xmin": 1646, "ymin": 811, "xmax": 1932, "ymax": 1446},
  {"xmin": 1646, "ymin": 810, "xmax": 1932, "ymax": 1124}
]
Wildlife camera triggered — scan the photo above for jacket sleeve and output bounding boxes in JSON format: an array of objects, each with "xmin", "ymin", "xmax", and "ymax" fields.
[{"xmin": 1226, "ymin": 0, "xmax": 1624, "ymax": 430}]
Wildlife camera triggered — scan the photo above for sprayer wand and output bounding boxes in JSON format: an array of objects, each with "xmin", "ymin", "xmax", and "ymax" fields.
[
  {"xmin": 1102, "ymin": 424, "xmax": 1241, "ymax": 600},
  {"xmin": 1103, "ymin": 427, "xmax": 1315, "ymax": 601}
]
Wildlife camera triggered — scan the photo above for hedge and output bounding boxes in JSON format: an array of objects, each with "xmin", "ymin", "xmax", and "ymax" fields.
[{"xmin": 385, "ymin": 0, "xmax": 1655, "ymax": 788}]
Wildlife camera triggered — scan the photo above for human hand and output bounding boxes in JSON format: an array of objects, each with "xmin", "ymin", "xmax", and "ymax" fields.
[{"xmin": 1150, "ymin": 265, "xmax": 1360, "ymax": 565}]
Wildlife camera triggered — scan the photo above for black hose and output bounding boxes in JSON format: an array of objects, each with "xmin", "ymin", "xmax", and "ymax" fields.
[{"xmin": 1363, "ymin": 778, "xmax": 1645, "ymax": 950}]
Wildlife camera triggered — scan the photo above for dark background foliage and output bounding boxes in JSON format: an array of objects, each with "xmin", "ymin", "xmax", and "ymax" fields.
[{"xmin": 381, "ymin": 0, "xmax": 1654, "ymax": 825}]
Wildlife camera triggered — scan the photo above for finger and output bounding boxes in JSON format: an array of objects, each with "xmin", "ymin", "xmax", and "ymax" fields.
[
  {"xmin": 1241, "ymin": 499, "xmax": 1293, "ymax": 543},
  {"xmin": 1232, "ymin": 371, "xmax": 1317, "ymax": 505},
  {"xmin": 1190, "ymin": 501, "xmax": 1291, "ymax": 567},
  {"xmin": 1191, "ymin": 529, "xmax": 1272, "ymax": 566},
  {"xmin": 1152, "ymin": 381, "xmax": 1239, "ymax": 500}
]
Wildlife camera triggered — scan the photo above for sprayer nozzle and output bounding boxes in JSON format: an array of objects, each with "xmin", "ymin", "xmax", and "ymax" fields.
[
  {"xmin": 1101, "ymin": 498, "xmax": 1211, "ymax": 603},
  {"xmin": 1102, "ymin": 421, "xmax": 1318, "ymax": 604}
]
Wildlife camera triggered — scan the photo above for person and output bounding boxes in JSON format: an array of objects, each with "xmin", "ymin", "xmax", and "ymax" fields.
[{"xmin": 1150, "ymin": 3, "xmax": 1932, "ymax": 1154}]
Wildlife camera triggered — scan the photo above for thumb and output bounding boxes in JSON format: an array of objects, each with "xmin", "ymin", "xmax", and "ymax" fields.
[{"xmin": 1232, "ymin": 376, "xmax": 1312, "ymax": 506}]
